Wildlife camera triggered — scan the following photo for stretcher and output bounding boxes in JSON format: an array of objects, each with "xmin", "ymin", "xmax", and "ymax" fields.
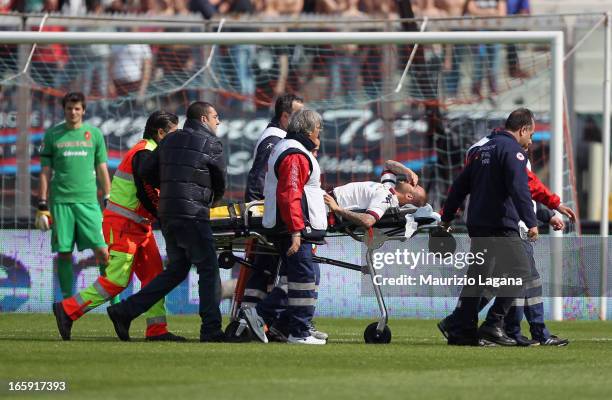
[{"xmin": 210, "ymin": 200, "xmax": 442, "ymax": 344}]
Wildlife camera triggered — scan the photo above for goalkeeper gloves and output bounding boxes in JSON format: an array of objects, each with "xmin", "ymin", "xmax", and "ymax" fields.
[{"xmin": 35, "ymin": 200, "xmax": 52, "ymax": 231}]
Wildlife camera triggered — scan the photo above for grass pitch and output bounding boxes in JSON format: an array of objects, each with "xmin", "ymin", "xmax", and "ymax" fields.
[{"xmin": 1, "ymin": 314, "xmax": 611, "ymax": 400}]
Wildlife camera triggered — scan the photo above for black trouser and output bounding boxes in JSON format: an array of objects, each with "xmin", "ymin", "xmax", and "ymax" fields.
[
  {"xmin": 242, "ymin": 244, "xmax": 282, "ymax": 309},
  {"xmin": 118, "ymin": 218, "xmax": 222, "ymax": 338},
  {"xmin": 448, "ymin": 228, "xmax": 530, "ymax": 338}
]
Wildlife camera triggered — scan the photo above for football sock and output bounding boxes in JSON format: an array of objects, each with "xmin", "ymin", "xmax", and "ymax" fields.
[{"xmin": 57, "ymin": 257, "xmax": 74, "ymax": 299}]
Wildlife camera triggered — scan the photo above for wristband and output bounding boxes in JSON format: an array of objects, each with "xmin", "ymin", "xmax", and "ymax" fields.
[{"xmin": 38, "ymin": 200, "xmax": 49, "ymax": 211}]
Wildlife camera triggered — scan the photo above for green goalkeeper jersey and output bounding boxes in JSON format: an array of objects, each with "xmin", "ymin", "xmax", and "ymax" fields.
[{"xmin": 40, "ymin": 122, "xmax": 108, "ymax": 203}]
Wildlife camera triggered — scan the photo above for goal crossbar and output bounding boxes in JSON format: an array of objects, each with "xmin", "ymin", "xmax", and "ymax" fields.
[{"xmin": 0, "ymin": 30, "xmax": 562, "ymax": 45}]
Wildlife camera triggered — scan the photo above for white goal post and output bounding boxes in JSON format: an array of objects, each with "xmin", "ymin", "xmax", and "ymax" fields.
[{"xmin": 0, "ymin": 29, "xmax": 569, "ymax": 319}]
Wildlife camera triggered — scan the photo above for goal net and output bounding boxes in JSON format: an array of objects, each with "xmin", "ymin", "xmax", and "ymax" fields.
[{"xmin": 0, "ymin": 25, "xmax": 574, "ymax": 216}]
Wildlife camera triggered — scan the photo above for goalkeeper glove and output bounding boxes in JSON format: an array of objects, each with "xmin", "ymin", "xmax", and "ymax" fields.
[
  {"xmin": 35, "ymin": 200, "xmax": 52, "ymax": 231},
  {"xmin": 103, "ymin": 194, "xmax": 110, "ymax": 209}
]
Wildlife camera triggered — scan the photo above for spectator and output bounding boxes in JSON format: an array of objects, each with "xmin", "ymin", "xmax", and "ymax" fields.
[
  {"xmin": 106, "ymin": 0, "xmax": 129, "ymax": 12},
  {"xmin": 361, "ymin": 0, "xmax": 395, "ymax": 15},
  {"xmin": 506, "ymin": 0, "xmax": 530, "ymax": 78},
  {"xmin": 159, "ymin": 0, "xmax": 175, "ymax": 14},
  {"xmin": 225, "ymin": 0, "xmax": 257, "ymax": 112},
  {"xmin": 313, "ymin": 0, "xmax": 340, "ymax": 13},
  {"xmin": 328, "ymin": 0, "xmax": 363, "ymax": 102},
  {"xmin": 61, "ymin": 0, "xmax": 86, "ymax": 14},
  {"xmin": 412, "ymin": 0, "xmax": 445, "ymax": 17},
  {"xmin": 464, "ymin": 0, "xmax": 507, "ymax": 101},
  {"xmin": 0, "ymin": 0, "xmax": 17, "ymax": 80},
  {"xmin": 155, "ymin": 0, "xmax": 197, "ymax": 108},
  {"xmin": 435, "ymin": 0, "xmax": 463, "ymax": 15},
  {"xmin": 24, "ymin": 0, "xmax": 44, "ymax": 12},
  {"xmin": 359, "ymin": 0, "xmax": 396, "ymax": 101},
  {"xmin": 440, "ymin": 0, "xmax": 469, "ymax": 98},
  {"xmin": 141, "ymin": 0, "xmax": 167, "ymax": 14},
  {"xmin": 109, "ymin": 34, "xmax": 153, "ymax": 100},
  {"xmin": 81, "ymin": 0, "xmax": 112, "ymax": 105},
  {"xmin": 31, "ymin": 0, "xmax": 69, "ymax": 89},
  {"xmin": 251, "ymin": 0, "xmax": 291, "ymax": 108},
  {"xmin": 275, "ymin": 0, "xmax": 302, "ymax": 14},
  {"xmin": 189, "ymin": 0, "xmax": 219, "ymax": 18},
  {"xmin": 0, "ymin": 0, "xmax": 15, "ymax": 12}
]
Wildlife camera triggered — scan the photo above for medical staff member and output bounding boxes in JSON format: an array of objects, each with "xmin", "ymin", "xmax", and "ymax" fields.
[
  {"xmin": 439, "ymin": 124, "xmax": 573, "ymax": 346},
  {"xmin": 440, "ymin": 108, "xmax": 538, "ymax": 346},
  {"xmin": 241, "ymin": 94, "xmax": 303, "ymax": 309},
  {"xmin": 257, "ymin": 109, "xmax": 327, "ymax": 345}
]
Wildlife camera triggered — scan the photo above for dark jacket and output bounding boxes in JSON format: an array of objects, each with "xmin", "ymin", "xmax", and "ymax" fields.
[
  {"xmin": 244, "ymin": 121, "xmax": 285, "ymax": 202},
  {"xmin": 442, "ymin": 131, "xmax": 537, "ymax": 232},
  {"xmin": 139, "ymin": 118, "xmax": 226, "ymax": 221}
]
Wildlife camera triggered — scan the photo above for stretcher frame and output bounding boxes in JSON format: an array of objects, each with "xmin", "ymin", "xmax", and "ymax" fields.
[{"xmin": 212, "ymin": 201, "xmax": 440, "ymax": 344}]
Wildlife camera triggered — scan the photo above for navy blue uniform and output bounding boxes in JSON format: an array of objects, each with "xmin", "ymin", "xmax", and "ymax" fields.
[
  {"xmin": 242, "ymin": 122, "xmax": 286, "ymax": 311},
  {"xmin": 441, "ymin": 131, "xmax": 536, "ymax": 343},
  {"xmin": 245, "ymin": 122, "xmax": 284, "ymax": 202},
  {"xmin": 442, "ymin": 131, "xmax": 537, "ymax": 230},
  {"xmin": 481, "ymin": 204, "xmax": 554, "ymax": 342}
]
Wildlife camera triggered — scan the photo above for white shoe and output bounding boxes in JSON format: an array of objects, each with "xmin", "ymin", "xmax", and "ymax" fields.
[
  {"xmin": 308, "ymin": 322, "xmax": 328, "ymax": 341},
  {"xmin": 240, "ymin": 306, "xmax": 268, "ymax": 343},
  {"xmin": 287, "ymin": 334, "xmax": 326, "ymax": 345}
]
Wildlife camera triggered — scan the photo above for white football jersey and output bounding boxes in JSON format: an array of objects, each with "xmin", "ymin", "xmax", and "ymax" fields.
[{"xmin": 332, "ymin": 181, "xmax": 398, "ymax": 220}]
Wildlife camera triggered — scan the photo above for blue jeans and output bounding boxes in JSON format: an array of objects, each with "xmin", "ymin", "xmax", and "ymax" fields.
[
  {"xmin": 82, "ymin": 56, "xmax": 109, "ymax": 98},
  {"xmin": 471, "ymin": 44, "xmax": 500, "ymax": 96},
  {"xmin": 443, "ymin": 44, "xmax": 466, "ymax": 97},
  {"xmin": 329, "ymin": 54, "xmax": 361, "ymax": 99},
  {"xmin": 229, "ymin": 45, "xmax": 255, "ymax": 108}
]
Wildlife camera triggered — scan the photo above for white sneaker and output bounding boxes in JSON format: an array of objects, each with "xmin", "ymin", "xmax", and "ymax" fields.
[
  {"xmin": 287, "ymin": 334, "xmax": 327, "ymax": 345},
  {"xmin": 240, "ymin": 306, "xmax": 268, "ymax": 343},
  {"xmin": 308, "ymin": 322, "xmax": 328, "ymax": 341}
]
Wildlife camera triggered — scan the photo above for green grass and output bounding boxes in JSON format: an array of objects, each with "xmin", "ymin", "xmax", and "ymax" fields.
[{"xmin": 1, "ymin": 314, "xmax": 611, "ymax": 400}]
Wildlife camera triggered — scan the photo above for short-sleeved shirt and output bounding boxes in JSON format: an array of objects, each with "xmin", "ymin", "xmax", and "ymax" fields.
[
  {"xmin": 40, "ymin": 122, "xmax": 107, "ymax": 204},
  {"xmin": 332, "ymin": 181, "xmax": 399, "ymax": 221},
  {"xmin": 506, "ymin": 0, "xmax": 529, "ymax": 15},
  {"xmin": 110, "ymin": 44, "xmax": 152, "ymax": 83}
]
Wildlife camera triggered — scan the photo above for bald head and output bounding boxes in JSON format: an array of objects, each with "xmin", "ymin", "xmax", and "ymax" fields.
[{"xmin": 395, "ymin": 182, "xmax": 428, "ymax": 207}]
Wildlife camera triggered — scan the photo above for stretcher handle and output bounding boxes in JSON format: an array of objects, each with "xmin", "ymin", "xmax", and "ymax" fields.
[
  {"xmin": 247, "ymin": 231, "xmax": 274, "ymax": 247},
  {"xmin": 244, "ymin": 200, "xmax": 265, "ymax": 229},
  {"xmin": 312, "ymin": 255, "xmax": 366, "ymax": 273}
]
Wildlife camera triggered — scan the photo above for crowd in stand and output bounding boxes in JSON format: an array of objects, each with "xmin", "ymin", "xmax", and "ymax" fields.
[
  {"xmin": 0, "ymin": 0, "xmax": 532, "ymax": 112},
  {"xmin": 1, "ymin": 1, "xmax": 530, "ymax": 27}
]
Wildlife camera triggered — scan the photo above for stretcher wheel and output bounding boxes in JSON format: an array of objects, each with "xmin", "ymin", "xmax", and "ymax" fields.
[
  {"xmin": 224, "ymin": 320, "xmax": 253, "ymax": 342},
  {"xmin": 363, "ymin": 322, "xmax": 392, "ymax": 344},
  {"xmin": 218, "ymin": 251, "xmax": 235, "ymax": 269}
]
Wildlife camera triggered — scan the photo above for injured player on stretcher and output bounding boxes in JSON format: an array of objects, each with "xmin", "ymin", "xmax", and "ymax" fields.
[{"xmin": 324, "ymin": 159, "xmax": 428, "ymax": 229}]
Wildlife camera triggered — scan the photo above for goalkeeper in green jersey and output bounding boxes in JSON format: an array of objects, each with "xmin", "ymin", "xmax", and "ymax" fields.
[{"xmin": 36, "ymin": 92, "xmax": 113, "ymax": 301}]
